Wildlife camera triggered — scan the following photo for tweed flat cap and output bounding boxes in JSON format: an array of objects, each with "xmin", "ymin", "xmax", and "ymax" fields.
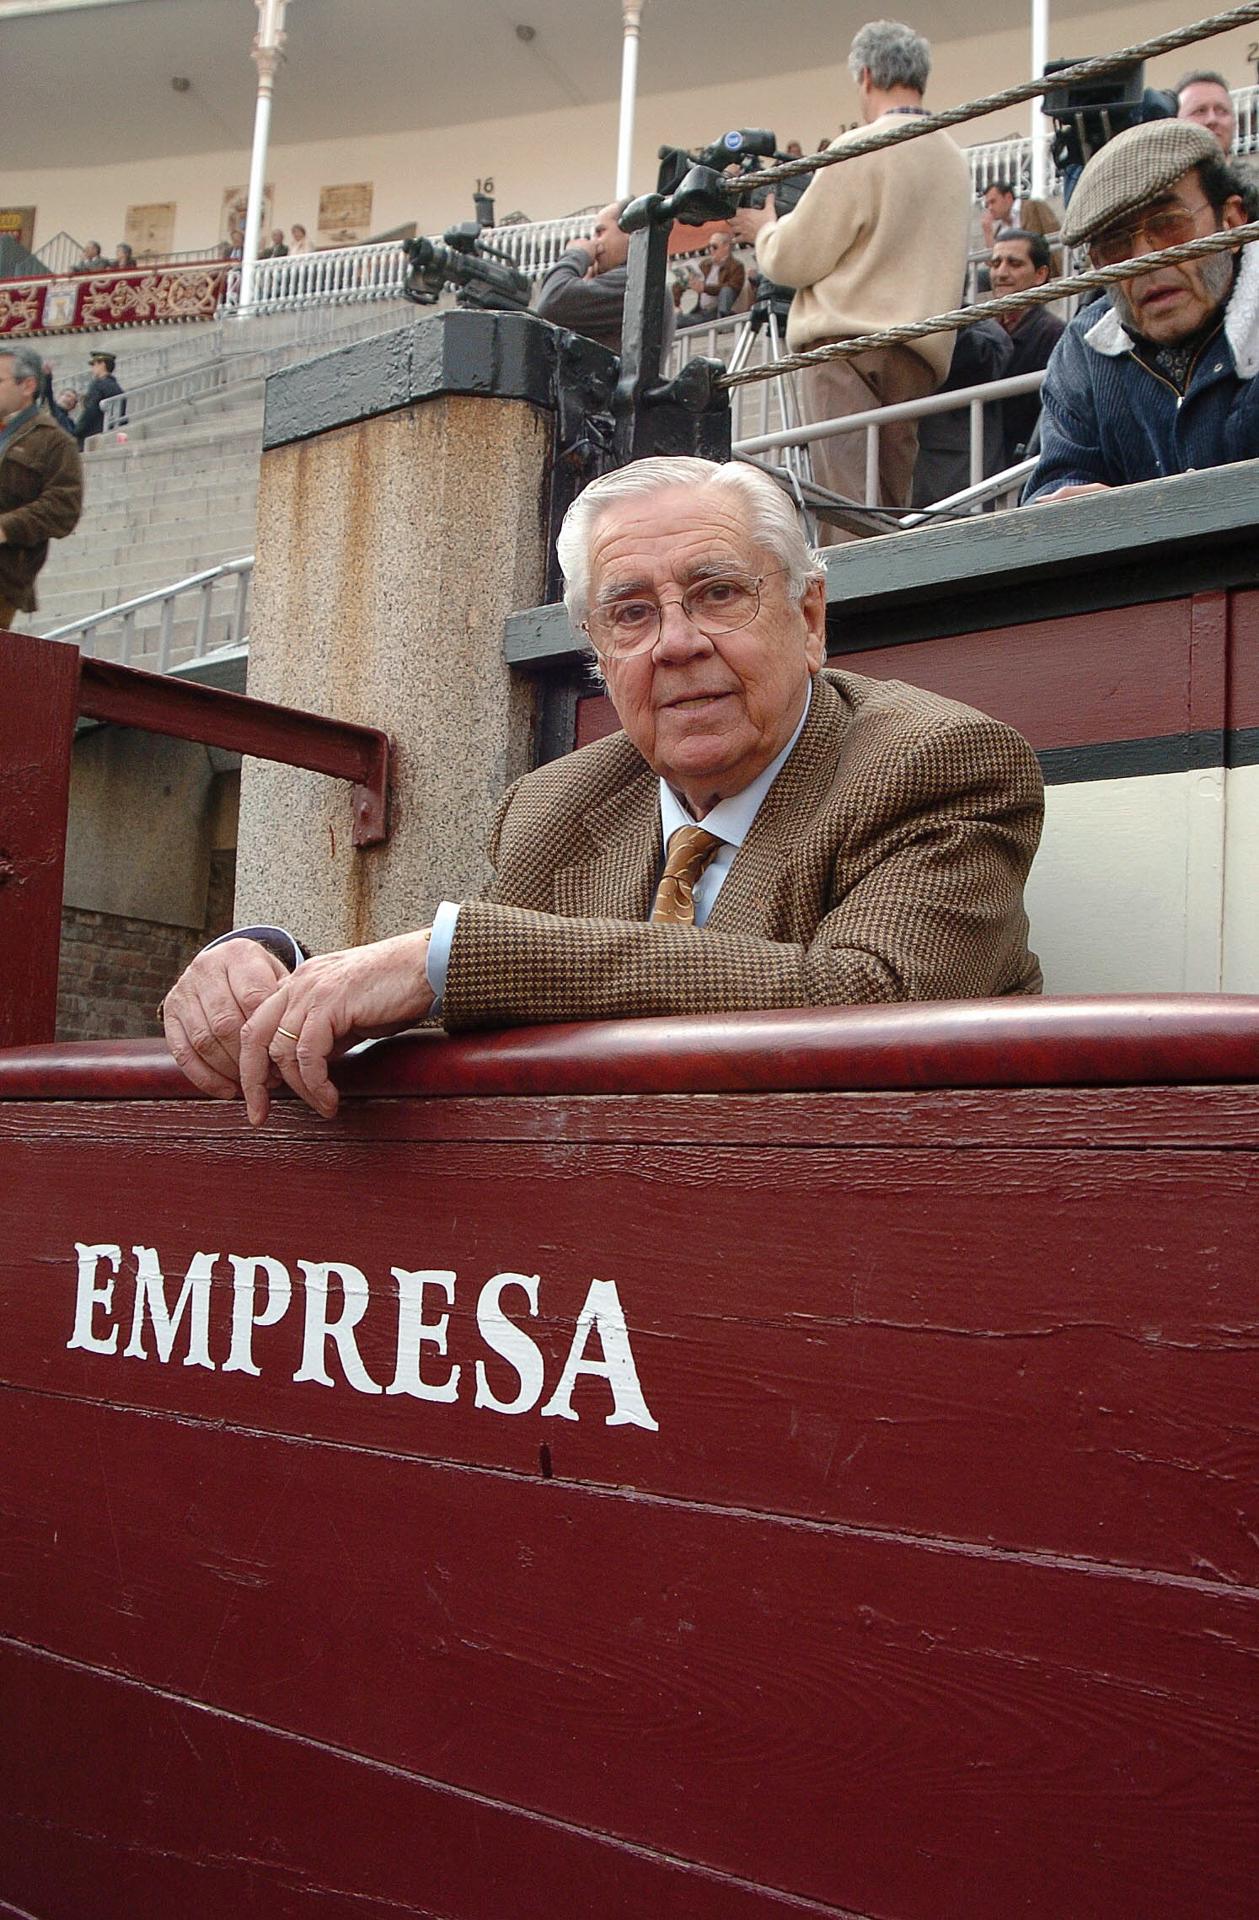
[{"xmin": 1062, "ymin": 119, "xmax": 1220, "ymax": 246}]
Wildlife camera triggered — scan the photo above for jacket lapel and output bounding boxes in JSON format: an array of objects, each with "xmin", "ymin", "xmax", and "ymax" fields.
[{"xmin": 553, "ymin": 760, "xmax": 662, "ymax": 921}]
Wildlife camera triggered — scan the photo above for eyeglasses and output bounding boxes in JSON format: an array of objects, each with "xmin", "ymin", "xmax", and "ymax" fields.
[
  {"xmin": 1088, "ymin": 199, "xmax": 1213, "ymax": 268},
  {"xmin": 583, "ymin": 568, "xmax": 787, "ymax": 658}
]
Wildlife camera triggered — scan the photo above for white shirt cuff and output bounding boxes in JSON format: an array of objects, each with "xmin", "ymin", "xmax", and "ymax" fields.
[{"xmin": 425, "ymin": 901, "xmax": 461, "ymax": 1011}]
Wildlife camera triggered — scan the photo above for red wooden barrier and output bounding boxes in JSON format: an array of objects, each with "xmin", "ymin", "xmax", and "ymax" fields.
[
  {"xmin": 0, "ymin": 632, "xmax": 392, "ymax": 1049},
  {"xmin": 1, "ymin": 1001, "xmax": 1256, "ymax": 1917}
]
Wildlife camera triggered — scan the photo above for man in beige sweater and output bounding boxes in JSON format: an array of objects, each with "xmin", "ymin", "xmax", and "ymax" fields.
[{"xmin": 732, "ymin": 20, "xmax": 971, "ymax": 523}]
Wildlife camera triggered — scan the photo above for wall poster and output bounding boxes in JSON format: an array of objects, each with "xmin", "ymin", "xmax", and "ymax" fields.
[
  {"xmin": 124, "ymin": 203, "xmax": 176, "ymax": 261},
  {"xmin": 317, "ymin": 183, "xmax": 373, "ymax": 247}
]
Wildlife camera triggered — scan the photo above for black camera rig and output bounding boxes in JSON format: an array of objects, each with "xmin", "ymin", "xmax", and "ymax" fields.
[
  {"xmin": 402, "ymin": 222, "xmax": 532, "ymax": 312},
  {"xmin": 1041, "ymin": 59, "xmax": 1176, "ymax": 176}
]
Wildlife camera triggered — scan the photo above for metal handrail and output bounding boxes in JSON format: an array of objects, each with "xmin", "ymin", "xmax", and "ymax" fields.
[
  {"xmin": 733, "ymin": 368, "xmax": 1047, "ymax": 517},
  {"xmin": 42, "ymin": 555, "xmax": 255, "ymax": 670}
]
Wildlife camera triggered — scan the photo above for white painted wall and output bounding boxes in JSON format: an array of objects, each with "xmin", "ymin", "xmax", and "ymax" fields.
[
  {"xmin": 1027, "ymin": 766, "xmax": 1258, "ymax": 997},
  {"xmin": 7, "ymin": 2, "xmax": 1254, "ymax": 255}
]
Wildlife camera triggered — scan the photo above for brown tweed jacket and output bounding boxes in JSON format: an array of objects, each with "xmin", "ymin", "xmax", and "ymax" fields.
[{"xmin": 441, "ymin": 669, "xmax": 1043, "ymax": 1032}]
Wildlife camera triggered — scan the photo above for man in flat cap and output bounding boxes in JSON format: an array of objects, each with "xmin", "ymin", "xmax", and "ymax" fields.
[{"xmin": 1024, "ymin": 120, "xmax": 1257, "ymax": 503}]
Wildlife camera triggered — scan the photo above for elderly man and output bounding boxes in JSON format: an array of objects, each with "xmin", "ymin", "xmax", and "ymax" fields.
[
  {"xmin": 0, "ymin": 343, "xmax": 83, "ymax": 630},
  {"xmin": 535, "ymin": 200, "xmax": 676, "ymax": 358},
  {"xmin": 989, "ymin": 230, "xmax": 1064, "ymax": 468},
  {"xmin": 730, "ymin": 20, "xmax": 971, "ymax": 522},
  {"xmin": 162, "ymin": 457, "xmax": 1043, "ymax": 1124},
  {"xmin": 1024, "ymin": 121, "xmax": 1257, "ymax": 504},
  {"xmin": 679, "ymin": 229, "xmax": 746, "ymax": 327},
  {"xmin": 1176, "ymin": 70, "xmax": 1237, "ymax": 156}
]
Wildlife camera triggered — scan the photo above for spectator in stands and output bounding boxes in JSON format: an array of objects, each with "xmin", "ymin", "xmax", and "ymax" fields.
[
  {"xmin": 678, "ymin": 231, "xmax": 746, "ymax": 327},
  {"xmin": 259, "ymin": 227, "xmax": 289, "ymax": 259},
  {"xmin": 0, "ymin": 344, "xmax": 84, "ymax": 631},
  {"xmin": 159, "ymin": 456, "xmax": 1043, "ymax": 1121},
  {"xmin": 289, "ymin": 224, "xmax": 312, "ymax": 255},
  {"xmin": 74, "ymin": 352, "xmax": 125, "ymax": 448},
  {"xmin": 1025, "ymin": 121, "xmax": 1256, "ymax": 504},
  {"xmin": 989, "ymin": 230, "xmax": 1064, "ymax": 468},
  {"xmin": 730, "ymin": 20, "xmax": 971, "ymax": 524},
  {"xmin": 980, "ymin": 178, "xmax": 1059, "ymax": 249},
  {"xmin": 535, "ymin": 200, "xmax": 676, "ymax": 357},
  {"xmin": 910, "ymin": 317, "xmax": 1012, "ymax": 507},
  {"xmin": 37, "ymin": 363, "xmax": 77, "ymax": 439},
  {"xmin": 113, "ymin": 243, "xmax": 136, "ymax": 270},
  {"xmin": 227, "ymin": 227, "xmax": 245, "ymax": 262},
  {"xmin": 1176, "ymin": 70, "xmax": 1237, "ymax": 155},
  {"xmin": 73, "ymin": 241, "xmax": 103, "ymax": 273},
  {"xmin": 785, "ymin": 141, "xmax": 805, "ymax": 158}
]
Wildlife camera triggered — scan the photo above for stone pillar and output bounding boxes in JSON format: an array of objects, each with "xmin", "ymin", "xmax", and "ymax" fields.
[{"xmin": 235, "ymin": 310, "xmax": 612, "ymax": 951}]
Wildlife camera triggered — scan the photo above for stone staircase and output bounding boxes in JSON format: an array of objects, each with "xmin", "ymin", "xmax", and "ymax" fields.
[
  {"xmin": 28, "ymin": 297, "xmax": 420, "ymax": 670},
  {"xmin": 29, "ymin": 417, "xmax": 263, "ymax": 666}
]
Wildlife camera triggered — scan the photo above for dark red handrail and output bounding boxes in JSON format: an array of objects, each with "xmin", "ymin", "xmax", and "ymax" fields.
[{"xmin": 2, "ymin": 995, "xmax": 1257, "ymax": 1101}]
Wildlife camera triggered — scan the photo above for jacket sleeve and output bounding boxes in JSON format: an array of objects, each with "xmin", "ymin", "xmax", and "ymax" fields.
[
  {"xmin": 1022, "ymin": 326, "xmax": 1111, "ymax": 501},
  {"xmin": 440, "ymin": 713, "xmax": 1044, "ymax": 1031},
  {"xmin": 0, "ymin": 432, "xmax": 84, "ymax": 546},
  {"xmin": 756, "ymin": 158, "xmax": 863, "ymax": 291},
  {"xmin": 534, "ymin": 250, "xmax": 619, "ymax": 333}
]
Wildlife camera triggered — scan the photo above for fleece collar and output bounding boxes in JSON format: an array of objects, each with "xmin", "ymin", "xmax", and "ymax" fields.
[{"xmin": 1083, "ymin": 239, "xmax": 1259, "ymax": 378}]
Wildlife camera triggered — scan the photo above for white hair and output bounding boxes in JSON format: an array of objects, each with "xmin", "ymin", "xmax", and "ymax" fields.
[
  {"xmin": 557, "ymin": 456, "xmax": 826, "ymax": 628},
  {"xmin": 1, "ymin": 343, "xmax": 43, "ymax": 388},
  {"xmin": 847, "ymin": 19, "xmax": 931, "ymax": 93}
]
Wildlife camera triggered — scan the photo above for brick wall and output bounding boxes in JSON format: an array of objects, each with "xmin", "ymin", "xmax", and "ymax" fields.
[{"xmin": 55, "ymin": 848, "xmax": 237, "ymax": 1043}]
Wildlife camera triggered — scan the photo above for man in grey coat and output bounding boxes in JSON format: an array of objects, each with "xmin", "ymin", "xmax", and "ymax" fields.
[{"xmin": 535, "ymin": 201, "xmax": 675, "ymax": 358}]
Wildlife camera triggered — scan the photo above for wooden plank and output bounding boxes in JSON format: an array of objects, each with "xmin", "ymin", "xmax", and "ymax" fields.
[
  {"xmin": 0, "ymin": 1643, "xmax": 845, "ymax": 1920},
  {"xmin": 0, "ymin": 629, "xmax": 80, "ymax": 1047},
  {"xmin": 2, "ymin": 1080, "xmax": 1258, "ymax": 1151},
  {"xmin": 3, "ymin": 1393, "xmax": 1255, "ymax": 1918},
  {"xmin": 814, "ymin": 599, "xmax": 1196, "ymax": 752},
  {"xmin": 2, "ymin": 1132, "xmax": 1255, "ymax": 1578}
]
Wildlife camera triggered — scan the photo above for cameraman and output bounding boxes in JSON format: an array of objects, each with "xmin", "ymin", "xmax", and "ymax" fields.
[
  {"xmin": 535, "ymin": 200, "xmax": 675, "ymax": 357},
  {"xmin": 731, "ymin": 20, "xmax": 971, "ymax": 524}
]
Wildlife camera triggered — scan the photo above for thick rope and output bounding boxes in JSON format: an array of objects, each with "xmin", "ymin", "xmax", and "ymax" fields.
[
  {"xmin": 717, "ymin": 222, "xmax": 1259, "ymax": 388},
  {"xmin": 724, "ymin": 5, "xmax": 1259, "ymax": 192}
]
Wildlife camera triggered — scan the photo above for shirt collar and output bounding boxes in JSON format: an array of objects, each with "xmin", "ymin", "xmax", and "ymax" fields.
[{"xmin": 658, "ymin": 679, "xmax": 813, "ymax": 850}]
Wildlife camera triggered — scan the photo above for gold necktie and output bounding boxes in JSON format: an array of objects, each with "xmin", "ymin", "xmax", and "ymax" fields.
[{"xmin": 651, "ymin": 825, "xmax": 723, "ymax": 926}]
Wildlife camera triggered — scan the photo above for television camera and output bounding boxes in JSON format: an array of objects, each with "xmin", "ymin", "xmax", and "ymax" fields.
[
  {"xmin": 402, "ymin": 222, "xmax": 531, "ymax": 312},
  {"xmin": 1042, "ymin": 59, "xmax": 1176, "ymax": 177}
]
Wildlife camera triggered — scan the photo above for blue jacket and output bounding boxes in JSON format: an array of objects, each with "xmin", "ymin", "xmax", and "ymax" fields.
[{"xmin": 1023, "ymin": 243, "xmax": 1259, "ymax": 502}]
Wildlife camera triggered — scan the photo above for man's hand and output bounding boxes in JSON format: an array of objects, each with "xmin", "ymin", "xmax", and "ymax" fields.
[
  {"xmin": 730, "ymin": 196, "xmax": 776, "ymax": 245},
  {"xmin": 570, "ymin": 237, "xmax": 597, "ymax": 274},
  {"xmin": 163, "ymin": 938, "xmax": 290, "ymax": 1100},
  {"xmin": 237, "ymin": 929, "xmax": 436, "ymax": 1127},
  {"xmin": 1036, "ymin": 483, "xmax": 1112, "ymax": 502}
]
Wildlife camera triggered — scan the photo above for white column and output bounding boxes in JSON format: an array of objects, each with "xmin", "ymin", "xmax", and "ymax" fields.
[
  {"xmin": 615, "ymin": 1, "xmax": 644, "ymax": 200},
  {"xmin": 1030, "ymin": 0, "xmax": 1050, "ymax": 201},
  {"xmin": 239, "ymin": 0, "xmax": 289, "ymax": 314}
]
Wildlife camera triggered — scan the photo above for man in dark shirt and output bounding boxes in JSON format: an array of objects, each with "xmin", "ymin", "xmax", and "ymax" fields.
[
  {"xmin": 989, "ymin": 230, "xmax": 1064, "ymax": 467},
  {"xmin": 534, "ymin": 201, "xmax": 675, "ymax": 357}
]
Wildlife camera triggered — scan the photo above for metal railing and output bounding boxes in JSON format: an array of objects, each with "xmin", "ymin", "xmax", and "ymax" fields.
[
  {"xmin": 93, "ymin": 299, "xmax": 424, "ymax": 437},
  {"xmin": 41, "ymin": 556, "xmax": 254, "ymax": 668},
  {"xmin": 732, "ymin": 369, "xmax": 1048, "ymax": 518}
]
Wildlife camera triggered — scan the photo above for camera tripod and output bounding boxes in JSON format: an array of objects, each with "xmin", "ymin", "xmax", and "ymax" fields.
[
  {"xmin": 723, "ymin": 290, "xmax": 888, "ymax": 542},
  {"xmin": 724, "ymin": 289, "xmax": 814, "ymax": 492}
]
